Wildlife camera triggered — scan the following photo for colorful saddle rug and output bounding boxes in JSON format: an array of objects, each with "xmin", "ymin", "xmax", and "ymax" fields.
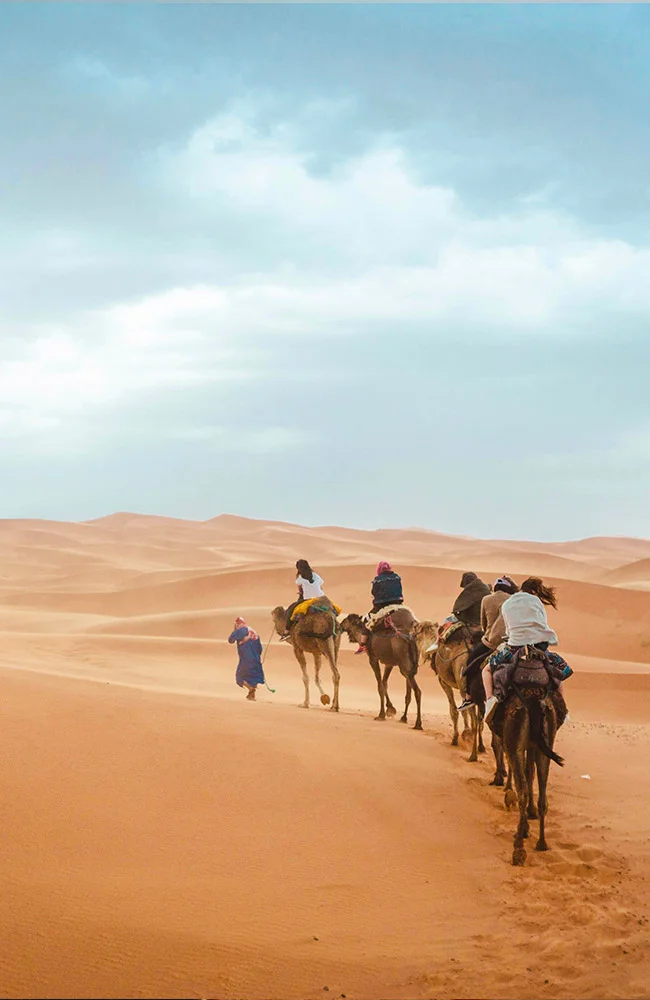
[{"xmin": 290, "ymin": 597, "xmax": 342, "ymax": 620}]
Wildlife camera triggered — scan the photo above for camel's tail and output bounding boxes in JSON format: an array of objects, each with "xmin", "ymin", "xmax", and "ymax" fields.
[{"xmin": 526, "ymin": 697, "xmax": 564, "ymax": 766}]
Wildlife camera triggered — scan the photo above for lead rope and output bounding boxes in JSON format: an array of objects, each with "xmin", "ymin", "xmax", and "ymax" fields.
[{"xmin": 261, "ymin": 626, "xmax": 277, "ymax": 693}]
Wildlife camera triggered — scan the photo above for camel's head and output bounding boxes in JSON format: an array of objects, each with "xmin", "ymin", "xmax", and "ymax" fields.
[
  {"xmin": 339, "ymin": 613, "xmax": 368, "ymax": 643},
  {"xmin": 271, "ymin": 606, "xmax": 288, "ymax": 636},
  {"xmin": 413, "ymin": 619, "xmax": 439, "ymax": 669}
]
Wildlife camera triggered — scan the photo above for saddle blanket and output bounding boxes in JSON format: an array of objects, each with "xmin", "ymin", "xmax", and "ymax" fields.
[
  {"xmin": 292, "ymin": 597, "xmax": 342, "ymax": 619},
  {"xmin": 437, "ymin": 618, "xmax": 466, "ymax": 643},
  {"xmin": 366, "ymin": 604, "xmax": 418, "ymax": 630}
]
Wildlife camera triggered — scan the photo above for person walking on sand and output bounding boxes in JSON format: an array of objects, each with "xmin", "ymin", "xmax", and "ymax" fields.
[{"xmin": 228, "ymin": 616, "xmax": 265, "ymax": 700}]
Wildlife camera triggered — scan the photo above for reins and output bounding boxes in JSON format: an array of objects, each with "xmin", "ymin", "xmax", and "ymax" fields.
[{"xmin": 260, "ymin": 626, "xmax": 277, "ymax": 693}]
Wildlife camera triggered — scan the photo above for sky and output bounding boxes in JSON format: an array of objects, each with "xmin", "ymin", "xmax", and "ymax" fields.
[{"xmin": 1, "ymin": 3, "xmax": 649, "ymax": 540}]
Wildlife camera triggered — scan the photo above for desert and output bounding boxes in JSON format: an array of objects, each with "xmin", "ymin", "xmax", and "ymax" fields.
[{"xmin": 0, "ymin": 513, "xmax": 648, "ymax": 999}]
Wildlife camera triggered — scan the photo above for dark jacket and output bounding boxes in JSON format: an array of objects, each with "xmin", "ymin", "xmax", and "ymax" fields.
[
  {"xmin": 453, "ymin": 572, "xmax": 491, "ymax": 627},
  {"xmin": 372, "ymin": 571, "xmax": 403, "ymax": 607}
]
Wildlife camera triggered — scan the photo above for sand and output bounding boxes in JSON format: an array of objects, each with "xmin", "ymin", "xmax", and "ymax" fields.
[{"xmin": 0, "ymin": 513, "xmax": 648, "ymax": 1000}]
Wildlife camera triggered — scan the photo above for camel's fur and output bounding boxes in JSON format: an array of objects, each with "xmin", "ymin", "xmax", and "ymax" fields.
[
  {"xmin": 272, "ymin": 602, "xmax": 341, "ymax": 712},
  {"xmin": 340, "ymin": 608, "xmax": 423, "ymax": 729},
  {"xmin": 413, "ymin": 620, "xmax": 485, "ymax": 762}
]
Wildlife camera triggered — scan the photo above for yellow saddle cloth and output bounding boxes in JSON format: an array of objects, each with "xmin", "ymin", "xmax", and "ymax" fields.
[{"xmin": 291, "ymin": 597, "xmax": 342, "ymax": 619}]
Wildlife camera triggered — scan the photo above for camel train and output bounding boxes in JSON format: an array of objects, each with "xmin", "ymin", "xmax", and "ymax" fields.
[{"xmin": 267, "ymin": 560, "xmax": 570, "ymax": 866}]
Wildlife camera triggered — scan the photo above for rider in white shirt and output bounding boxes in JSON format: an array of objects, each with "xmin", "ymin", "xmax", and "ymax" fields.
[
  {"xmin": 501, "ymin": 590, "xmax": 558, "ymax": 647},
  {"xmin": 280, "ymin": 560, "xmax": 325, "ymax": 639}
]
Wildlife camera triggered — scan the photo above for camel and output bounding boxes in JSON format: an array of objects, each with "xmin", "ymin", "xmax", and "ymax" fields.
[
  {"xmin": 413, "ymin": 621, "xmax": 484, "ymax": 763},
  {"xmin": 271, "ymin": 602, "xmax": 341, "ymax": 711},
  {"xmin": 339, "ymin": 608, "xmax": 423, "ymax": 729},
  {"xmin": 496, "ymin": 685, "xmax": 564, "ymax": 866}
]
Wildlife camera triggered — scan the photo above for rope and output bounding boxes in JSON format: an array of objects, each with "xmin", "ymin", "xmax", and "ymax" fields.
[{"xmin": 261, "ymin": 626, "xmax": 276, "ymax": 693}]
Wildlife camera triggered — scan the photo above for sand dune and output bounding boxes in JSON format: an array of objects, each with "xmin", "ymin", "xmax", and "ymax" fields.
[{"xmin": 0, "ymin": 512, "xmax": 648, "ymax": 999}]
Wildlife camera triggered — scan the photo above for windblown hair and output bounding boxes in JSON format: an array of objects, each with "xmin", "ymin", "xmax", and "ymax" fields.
[
  {"xmin": 296, "ymin": 559, "xmax": 314, "ymax": 584},
  {"xmin": 521, "ymin": 576, "xmax": 557, "ymax": 609}
]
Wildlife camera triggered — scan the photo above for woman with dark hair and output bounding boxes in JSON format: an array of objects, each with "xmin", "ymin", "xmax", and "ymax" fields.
[
  {"xmin": 279, "ymin": 560, "xmax": 325, "ymax": 641},
  {"xmin": 295, "ymin": 559, "xmax": 325, "ymax": 599},
  {"xmin": 457, "ymin": 575, "xmax": 519, "ymax": 711}
]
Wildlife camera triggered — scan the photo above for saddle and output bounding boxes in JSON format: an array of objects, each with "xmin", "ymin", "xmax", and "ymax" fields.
[
  {"xmin": 366, "ymin": 605, "xmax": 417, "ymax": 637},
  {"xmin": 289, "ymin": 598, "xmax": 342, "ymax": 639},
  {"xmin": 488, "ymin": 646, "xmax": 567, "ymax": 739}
]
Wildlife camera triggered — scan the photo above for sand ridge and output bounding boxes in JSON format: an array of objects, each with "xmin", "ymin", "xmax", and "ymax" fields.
[{"xmin": 0, "ymin": 513, "xmax": 648, "ymax": 999}]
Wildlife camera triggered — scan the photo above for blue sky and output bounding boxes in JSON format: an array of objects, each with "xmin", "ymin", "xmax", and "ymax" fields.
[{"xmin": 1, "ymin": 3, "xmax": 649, "ymax": 540}]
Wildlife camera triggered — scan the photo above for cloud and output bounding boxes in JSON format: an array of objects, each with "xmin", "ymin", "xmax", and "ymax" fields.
[{"xmin": 4, "ymin": 101, "xmax": 650, "ymax": 472}]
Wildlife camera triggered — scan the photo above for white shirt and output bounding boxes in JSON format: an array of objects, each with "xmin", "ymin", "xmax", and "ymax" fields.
[
  {"xmin": 501, "ymin": 592, "xmax": 558, "ymax": 647},
  {"xmin": 297, "ymin": 572, "xmax": 324, "ymax": 599}
]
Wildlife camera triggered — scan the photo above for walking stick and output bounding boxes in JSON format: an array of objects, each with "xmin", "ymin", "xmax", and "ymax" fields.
[{"xmin": 261, "ymin": 626, "xmax": 277, "ymax": 693}]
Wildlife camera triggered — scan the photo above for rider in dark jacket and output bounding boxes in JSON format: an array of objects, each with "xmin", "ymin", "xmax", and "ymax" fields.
[
  {"xmin": 372, "ymin": 561, "xmax": 404, "ymax": 609},
  {"xmin": 354, "ymin": 562, "xmax": 404, "ymax": 655}
]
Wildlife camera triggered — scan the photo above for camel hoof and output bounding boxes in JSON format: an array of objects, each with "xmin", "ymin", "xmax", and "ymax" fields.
[
  {"xmin": 527, "ymin": 807, "xmax": 539, "ymax": 820},
  {"xmin": 399, "ymin": 716, "xmax": 408, "ymax": 724},
  {"xmin": 374, "ymin": 714, "xmax": 386, "ymax": 721},
  {"xmin": 468, "ymin": 753, "xmax": 478, "ymax": 763},
  {"xmin": 299, "ymin": 703, "xmax": 309, "ymax": 709},
  {"xmin": 451, "ymin": 736, "xmax": 459, "ymax": 746},
  {"xmin": 512, "ymin": 847, "xmax": 527, "ymax": 866},
  {"xmin": 535, "ymin": 840, "xmax": 549, "ymax": 852},
  {"xmin": 320, "ymin": 694, "xmax": 331, "ymax": 705},
  {"xmin": 413, "ymin": 722, "xmax": 423, "ymax": 731},
  {"xmin": 386, "ymin": 706, "xmax": 397, "ymax": 718},
  {"xmin": 504, "ymin": 789, "xmax": 518, "ymax": 810},
  {"xmin": 329, "ymin": 705, "xmax": 339, "ymax": 713},
  {"xmin": 490, "ymin": 776, "xmax": 505, "ymax": 787}
]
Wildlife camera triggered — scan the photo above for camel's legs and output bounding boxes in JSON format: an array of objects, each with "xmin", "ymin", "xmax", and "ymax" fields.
[
  {"xmin": 370, "ymin": 656, "xmax": 386, "ymax": 720},
  {"xmin": 490, "ymin": 734, "xmax": 507, "ymax": 787},
  {"xmin": 468, "ymin": 705, "xmax": 480, "ymax": 762},
  {"xmin": 440, "ymin": 679, "xmax": 460, "ymax": 745},
  {"xmin": 293, "ymin": 646, "xmax": 310, "ymax": 708},
  {"xmin": 398, "ymin": 668, "xmax": 411, "ymax": 723},
  {"xmin": 382, "ymin": 664, "xmax": 397, "ymax": 717},
  {"xmin": 313, "ymin": 650, "xmax": 325, "ymax": 695},
  {"xmin": 535, "ymin": 749, "xmax": 551, "ymax": 852},
  {"xmin": 526, "ymin": 748, "xmax": 538, "ymax": 820},
  {"xmin": 325, "ymin": 636, "xmax": 340, "ymax": 712},
  {"xmin": 460, "ymin": 706, "xmax": 473, "ymax": 742},
  {"xmin": 409, "ymin": 674, "xmax": 423, "ymax": 730},
  {"xmin": 477, "ymin": 707, "xmax": 486, "ymax": 754},
  {"xmin": 510, "ymin": 747, "xmax": 530, "ymax": 866}
]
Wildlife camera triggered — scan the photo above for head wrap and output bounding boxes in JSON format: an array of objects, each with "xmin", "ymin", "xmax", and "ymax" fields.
[
  {"xmin": 376, "ymin": 561, "xmax": 392, "ymax": 575},
  {"xmin": 234, "ymin": 616, "xmax": 259, "ymax": 641}
]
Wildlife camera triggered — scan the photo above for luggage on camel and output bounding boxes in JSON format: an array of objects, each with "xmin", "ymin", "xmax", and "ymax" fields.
[{"xmin": 487, "ymin": 645, "xmax": 569, "ymax": 739}]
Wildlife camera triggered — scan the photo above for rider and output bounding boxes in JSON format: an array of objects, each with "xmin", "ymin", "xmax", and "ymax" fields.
[
  {"xmin": 354, "ymin": 561, "xmax": 404, "ymax": 655},
  {"xmin": 483, "ymin": 577, "xmax": 571, "ymax": 716},
  {"xmin": 280, "ymin": 559, "xmax": 326, "ymax": 641},
  {"xmin": 452, "ymin": 572, "xmax": 492, "ymax": 628},
  {"xmin": 457, "ymin": 575, "xmax": 519, "ymax": 712}
]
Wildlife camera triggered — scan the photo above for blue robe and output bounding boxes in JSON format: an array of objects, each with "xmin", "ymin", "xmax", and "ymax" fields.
[{"xmin": 229, "ymin": 627, "xmax": 265, "ymax": 688}]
